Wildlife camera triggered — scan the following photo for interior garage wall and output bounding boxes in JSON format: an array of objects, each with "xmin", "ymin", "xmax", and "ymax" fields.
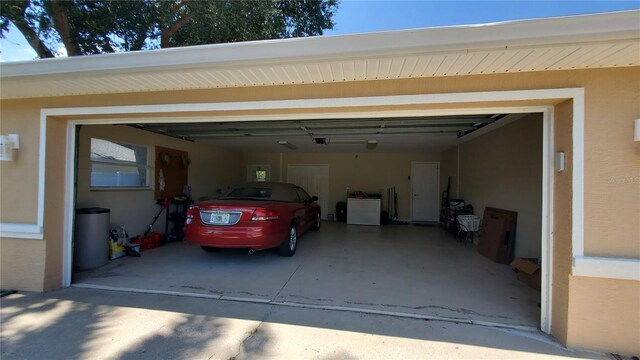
[
  {"xmin": 440, "ymin": 114, "xmax": 543, "ymax": 258},
  {"xmin": 76, "ymin": 125, "xmax": 242, "ymax": 237},
  {"xmin": 439, "ymin": 146, "xmax": 458, "ymax": 198},
  {"xmin": 241, "ymin": 151, "xmax": 440, "ymax": 220}
]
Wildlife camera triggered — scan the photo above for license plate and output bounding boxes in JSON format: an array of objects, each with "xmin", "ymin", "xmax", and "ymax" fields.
[{"xmin": 210, "ymin": 213, "xmax": 230, "ymax": 224}]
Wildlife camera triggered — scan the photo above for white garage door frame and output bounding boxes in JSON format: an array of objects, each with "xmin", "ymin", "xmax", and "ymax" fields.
[{"xmin": 18, "ymin": 87, "xmax": 598, "ymax": 335}]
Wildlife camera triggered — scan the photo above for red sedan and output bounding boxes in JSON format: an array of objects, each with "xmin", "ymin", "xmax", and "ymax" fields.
[{"xmin": 184, "ymin": 182, "xmax": 321, "ymax": 256}]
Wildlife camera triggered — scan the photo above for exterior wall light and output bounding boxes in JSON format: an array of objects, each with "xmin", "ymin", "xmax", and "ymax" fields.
[
  {"xmin": 555, "ymin": 151, "xmax": 565, "ymax": 172},
  {"xmin": 0, "ymin": 134, "xmax": 20, "ymax": 161},
  {"xmin": 635, "ymin": 119, "xmax": 640, "ymax": 141}
]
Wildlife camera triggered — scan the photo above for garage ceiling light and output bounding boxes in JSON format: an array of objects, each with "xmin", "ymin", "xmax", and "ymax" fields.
[
  {"xmin": 366, "ymin": 140, "xmax": 378, "ymax": 150},
  {"xmin": 277, "ymin": 140, "xmax": 297, "ymax": 150}
]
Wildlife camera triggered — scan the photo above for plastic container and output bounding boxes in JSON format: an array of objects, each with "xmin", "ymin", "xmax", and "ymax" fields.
[
  {"xmin": 336, "ymin": 202, "xmax": 347, "ymax": 222},
  {"xmin": 74, "ymin": 207, "xmax": 110, "ymax": 270},
  {"xmin": 457, "ymin": 214, "xmax": 480, "ymax": 231}
]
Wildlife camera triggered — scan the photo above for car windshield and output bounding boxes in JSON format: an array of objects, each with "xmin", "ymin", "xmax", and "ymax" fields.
[{"xmin": 223, "ymin": 187, "xmax": 273, "ymax": 200}]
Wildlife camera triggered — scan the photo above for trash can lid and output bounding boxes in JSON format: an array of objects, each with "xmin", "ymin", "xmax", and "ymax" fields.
[{"xmin": 76, "ymin": 207, "xmax": 110, "ymax": 214}]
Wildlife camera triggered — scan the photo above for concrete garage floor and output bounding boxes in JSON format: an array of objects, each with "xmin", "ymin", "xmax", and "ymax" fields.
[{"xmin": 74, "ymin": 223, "xmax": 540, "ymax": 329}]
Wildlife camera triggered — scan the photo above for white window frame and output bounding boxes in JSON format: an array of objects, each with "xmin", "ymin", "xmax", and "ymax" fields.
[{"xmin": 89, "ymin": 138, "xmax": 151, "ymax": 190}]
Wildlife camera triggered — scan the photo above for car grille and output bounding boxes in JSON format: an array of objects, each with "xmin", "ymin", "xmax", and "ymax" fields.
[{"xmin": 199, "ymin": 210, "xmax": 243, "ymax": 226}]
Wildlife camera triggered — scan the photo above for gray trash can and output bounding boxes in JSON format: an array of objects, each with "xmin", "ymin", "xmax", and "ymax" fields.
[{"xmin": 74, "ymin": 207, "xmax": 110, "ymax": 270}]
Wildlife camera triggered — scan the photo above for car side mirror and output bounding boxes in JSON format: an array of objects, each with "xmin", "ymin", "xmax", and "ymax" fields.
[{"xmin": 310, "ymin": 196, "xmax": 319, "ymax": 203}]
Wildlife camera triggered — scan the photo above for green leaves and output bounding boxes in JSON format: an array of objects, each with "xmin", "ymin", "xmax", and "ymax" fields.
[{"xmin": 1, "ymin": 0, "xmax": 338, "ymax": 58}]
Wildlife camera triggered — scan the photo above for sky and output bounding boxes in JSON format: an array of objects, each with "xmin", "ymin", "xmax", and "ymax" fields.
[{"xmin": 1, "ymin": 0, "xmax": 639, "ymax": 62}]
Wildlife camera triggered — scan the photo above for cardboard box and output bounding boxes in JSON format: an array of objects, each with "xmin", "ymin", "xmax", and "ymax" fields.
[{"xmin": 510, "ymin": 257, "xmax": 541, "ymax": 290}]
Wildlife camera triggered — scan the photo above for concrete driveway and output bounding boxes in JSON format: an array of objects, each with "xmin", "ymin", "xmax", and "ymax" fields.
[
  {"xmin": 74, "ymin": 223, "xmax": 540, "ymax": 329},
  {"xmin": 1, "ymin": 287, "xmax": 608, "ymax": 360}
]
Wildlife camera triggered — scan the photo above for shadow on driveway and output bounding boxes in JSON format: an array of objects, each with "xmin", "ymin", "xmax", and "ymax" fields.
[{"xmin": 1, "ymin": 287, "xmax": 606, "ymax": 360}]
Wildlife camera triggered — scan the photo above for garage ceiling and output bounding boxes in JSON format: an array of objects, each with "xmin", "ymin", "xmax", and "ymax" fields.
[{"xmin": 131, "ymin": 113, "xmax": 513, "ymax": 152}]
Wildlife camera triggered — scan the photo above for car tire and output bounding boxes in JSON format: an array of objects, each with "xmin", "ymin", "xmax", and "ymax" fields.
[
  {"xmin": 311, "ymin": 211, "xmax": 321, "ymax": 231},
  {"xmin": 278, "ymin": 223, "xmax": 297, "ymax": 257},
  {"xmin": 201, "ymin": 246, "xmax": 220, "ymax": 253}
]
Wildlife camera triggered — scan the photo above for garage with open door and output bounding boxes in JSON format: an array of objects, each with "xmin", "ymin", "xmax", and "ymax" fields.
[
  {"xmin": 3, "ymin": 11, "xmax": 639, "ymax": 354},
  {"xmin": 70, "ymin": 108, "xmax": 547, "ymax": 331}
]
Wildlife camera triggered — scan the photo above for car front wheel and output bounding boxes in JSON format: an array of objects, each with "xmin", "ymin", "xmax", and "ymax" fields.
[{"xmin": 278, "ymin": 224, "xmax": 297, "ymax": 257}]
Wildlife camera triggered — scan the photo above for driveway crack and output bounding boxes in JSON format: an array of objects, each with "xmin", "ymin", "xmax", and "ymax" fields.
[{"xmin": 227, "ymin": 304, "xmax": 274, "ymax": 360}]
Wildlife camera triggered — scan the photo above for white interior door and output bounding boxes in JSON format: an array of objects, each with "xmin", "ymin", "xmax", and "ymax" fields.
[
  {"xmin": 287, "ymin": 164, "xmax": 329, "ymax": 220},
  {"xmin": 411, "ymin": 162, "xmax": 440, "ymax": 222}
]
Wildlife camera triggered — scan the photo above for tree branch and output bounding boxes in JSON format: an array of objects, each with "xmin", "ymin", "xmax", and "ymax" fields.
[
  {"xmin": 160, "ymin": 11, "xmax": 194, "ymax": 48},
  {"xmin": 2, "ymin": 1, "xmax": 54, "ymax": 58},
  {"xmin": 10, "ymin": 19, "xmax": 54, "ymax": 58},
  {"xmin": 48, "ymin": 0, "xmax": 80, "ymax": 56}
]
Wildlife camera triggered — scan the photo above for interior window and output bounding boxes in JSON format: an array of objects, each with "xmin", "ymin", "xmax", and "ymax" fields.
[
  {"xmin": 255, "ymin": 170, "xmax": 267, "ymax": 182},
  {"xmin": 90, "ymin": 138, "xmax": 149, "ymax": 188},
  {"xmin": 247, "ymin": 165, "xmax": 270, "ymax": 182}
]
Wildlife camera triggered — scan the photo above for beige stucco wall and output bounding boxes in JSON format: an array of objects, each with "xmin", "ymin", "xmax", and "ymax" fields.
[
  {"xmin": 551, "ymin": 99, "xmax": 574, "ymax": 347},
  {"xmin": 0, "ymin": 101, "xmax": 41, "ymax": 224},
  {"xmin": 440, "ymin": 114, "xmax": 543, "ymax": 258},
  {"xmin": 242, "ymin": 151, "xmax": 440, "ymax": 220},
  {"xmin": 76, "ymin": 125, "xmax": 242, "ymax": 238},
  {"xmin": 1, "ymin": 66, "xmax": 638, "ymax": 353},
  {"xmin": 0, "ymin": 238, "xmax": 45, "ymax": 291},
  {"xmin": 567, "ymin": 276, "xmax": 640, "ymax": 355}
]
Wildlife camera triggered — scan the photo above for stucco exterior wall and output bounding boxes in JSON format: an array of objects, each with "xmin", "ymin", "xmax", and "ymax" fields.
[
  {"xmin": 0, "ymin": 101, "xmax": 41, "ymax": 223},
  {"xmin": 1, "ymin": 66, "xmax": 638, "ymax": 354},
  {"xmin": 567, "ymin": 276, "xmax": 640, "ymax": 355},
  {"xmin": 551, "ymin": 99, "xmax": 574, "ymax": 347},
  {"xmin": 0, "ymin": 238, "xmax": 45, "ymax": 291}
]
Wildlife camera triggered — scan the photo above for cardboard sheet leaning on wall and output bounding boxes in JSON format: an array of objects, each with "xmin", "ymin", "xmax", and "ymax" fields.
[{"xmin": 154, "ymin": 146, "xmax": 189, "ymax": 199}]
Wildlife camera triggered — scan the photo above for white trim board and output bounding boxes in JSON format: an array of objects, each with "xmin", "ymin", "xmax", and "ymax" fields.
[
  {"xmin": 541, "ymin": 107, "xmax": 554, "ymax": 333},
  {"xmin": 573, "ymin": 257, "xmax": 640, "ymax": 281},
  {"xmin": 55, "ymin": 89, "xmax": 563, "ymax": 335},
  {"xmin": 39, "ymin": 89, "xmax": 587, "ymax": 116},
  {"xmin": 0, "ymin": 223, "xmax": 44, "ymax": 239}
]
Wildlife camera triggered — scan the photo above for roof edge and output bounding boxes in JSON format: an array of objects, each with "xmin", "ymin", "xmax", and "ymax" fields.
[{"xmin": 2, "ymin": 10, "xmax": 639, "ymax": 78}]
